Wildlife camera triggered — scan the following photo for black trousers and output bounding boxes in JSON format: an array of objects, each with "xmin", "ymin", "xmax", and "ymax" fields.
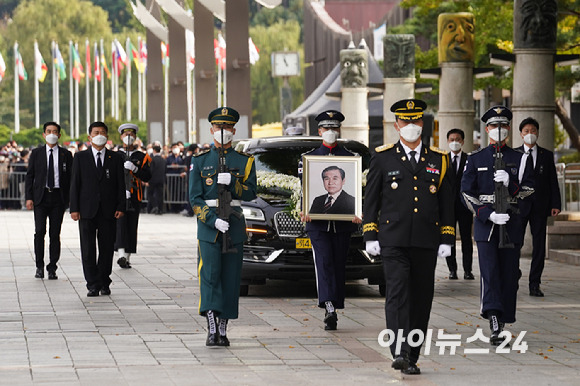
[
  {"xmin": 382, "ymin": 246, "xmax": 437, "ymax": 364},
  {"xmin": 446, "ymin": 208, "xmax": 474, "ymax": 273},
  {"xmin": 78, "ymin": 207, "xmax": 117, "ymax": 291},
  {"xmin": 521, "ymin": 209, "xmax": 548, "ymax": 289},
  {"xmin": 33, "ymin": 189, "xmax": 66, "ymax": 271},
  {"xmin": 147, "ymin": 183, "xmax": 164, "ymax": 213},
  {"xmin": 114, "ymin": 205, "xmax": 140, "ymax": 253}
]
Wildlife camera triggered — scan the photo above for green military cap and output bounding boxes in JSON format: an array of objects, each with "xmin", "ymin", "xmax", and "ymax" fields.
[
  {"xmin": 118, "ymin": 123, "xmax": 139, "ymax": 134},
  {"xmin": 390, "ymin": 99, "xmax": 427, "ymax": 121},
  {"xmin": 208, "ymin": 107, "xmax": 240, "ymax": 125}
]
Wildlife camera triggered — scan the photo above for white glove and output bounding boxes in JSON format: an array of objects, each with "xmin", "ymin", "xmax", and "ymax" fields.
[
  {"xmin": 125, "ymin": 190, "xmax": 131, "ymax": 199},
  {"xmin": 217, "ymin": 172, "xmax": 231, "ymax": 185},
  {"xmin": 365, "ymin": 240, "xmax": 381, "ymax": 256},
  {"xmin": 437, "ymin": 244, "xmax": 452, "ymax": 258},
  {"xmin": 494, "ymin": 170, "xmax": 509, "ymax": 187},
  {"xmin": 489, "ymin": 211, "xmax": 510, "ymax": 225},
  {"xmin": 214, "ymin": 218, "xmax": 230, "ymax": 233},
  {"xmin": 124, "ymin": 161, "xmax": 138, "ymax": 173}
]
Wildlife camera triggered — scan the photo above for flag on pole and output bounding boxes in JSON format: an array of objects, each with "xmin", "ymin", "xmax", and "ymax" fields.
[
  {"xmin": 129, "ymin": 41, "xmax": 142, "ymax": 72},
  {"xmin": 139, "ymin": 40, "xmax": 147, "ymax": 73},
  {"xmin": 214, "ymin": 34, "xmax": 226, "ymax": 70},
  {"xmin": 100, "ymin": 49, "xmax": 111, "ymax": 79},
  {"xmin": 35, "ymin": 44, "xmax": 48, "ymax": 82},
  {"xmin": 248, "ymin": 37, "xmax": 260, "ymax": 65},
  {"xmin": 86, "ymin": 41, "xmax": 91, "ymax": 79},
  {"xmin": 186, "ymin": 29, "xmax": 195, "ymax": 71},
  {"xmin": 54, "ymin": 44, "xmax": 66, "ymax": 80},
  {"xmin": 114, "ymin": 39, "xmax": 128, "ymax": 67},
  {"xmin": 16, "ymin": 47, "xmax": 28, "ymax": 81},
  {"xmin": 161, "ymin": 41, "xmax": 169, "ymax": 67},
  {"xmin": 71, "ymin": 45, "xmax": 85, "ymax": 81},
  {"xmin": 94, "ymin": 46, "xmax": 101, "ymax": 81},
  {"xmin": 0, "ymin": 51, "xmax": 6, "ymax": 83}
]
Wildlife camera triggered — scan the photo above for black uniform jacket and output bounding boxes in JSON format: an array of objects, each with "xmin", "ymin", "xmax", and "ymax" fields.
[
  {"xmin": 69, "ymin": 148, "xmax": 125, "ymax": 219},
  {"xmin": 362, "ymin": 142, "xmax": 455, "ymax": 249},
  {"xmin": 25, "ymin": 145, "xmax": 73, "ymax": 207}
]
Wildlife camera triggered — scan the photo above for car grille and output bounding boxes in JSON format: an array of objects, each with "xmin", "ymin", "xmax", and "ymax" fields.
[{"xmin": 274, "ymin": 212, "xmax": 305, "ymax": 237}]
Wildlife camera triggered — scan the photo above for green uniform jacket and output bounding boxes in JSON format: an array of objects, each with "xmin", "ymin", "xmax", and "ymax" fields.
[{"xmin": 189, "ymin": 146, "xmax": 257, "ymax": 243}]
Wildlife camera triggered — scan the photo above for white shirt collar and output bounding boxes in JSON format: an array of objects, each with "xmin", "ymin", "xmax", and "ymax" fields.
[{"xmin": 400, "ymin": 141, "xmax": 422, "ymax": 160}]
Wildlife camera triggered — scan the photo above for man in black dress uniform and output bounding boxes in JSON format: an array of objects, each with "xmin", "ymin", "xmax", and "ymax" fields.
[
  {"xmin": 516, "ymin": 117, "xmax": 561, "ymax": 297},
  {"xmin": 300, "ymin": 110, "xmax": 361, "ymax": 331},
  {"xmin": 363, "ymin": 99, "xmax": 455, "ymax": 375},
  {"xmin": 25, "ymin": 122, "xmax": 73, "ymax": 280},
  {"xmin": 115, "ymin": 123, "xmax": 152, "ymax": 269}
]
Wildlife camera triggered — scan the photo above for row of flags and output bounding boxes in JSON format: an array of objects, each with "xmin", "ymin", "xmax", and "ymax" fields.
[{"xmin": 0, "ymin": 35, "xmax": 260, "ymax": 85}]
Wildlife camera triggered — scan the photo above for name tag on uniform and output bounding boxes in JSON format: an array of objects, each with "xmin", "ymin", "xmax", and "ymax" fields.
[
  {"xmin": 387, "ymin": 170, "xmax": 400, "ymax": 176},
  {"xmin": 477, "ymin": 167, "xmax": 488, "ymax": 171}
]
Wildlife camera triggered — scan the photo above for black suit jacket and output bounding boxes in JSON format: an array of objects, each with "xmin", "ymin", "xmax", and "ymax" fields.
[
  {"xmin": 25, "ymin": 145, "xmax": 73, "ymax": 207},
  {"xmin": 69, "ymin": 148, "xmax": 125, "ymax": 219},
  {"xmin": 516, "ymin": 145, "xmax": 561, "ymax": 217},
  {"xmin": 449, "ymin": 151, "xmax": 472, "ymax": 217},
  {"xmin": 310, "ymin": 190, "xmax": 355, "ymax": 215}
]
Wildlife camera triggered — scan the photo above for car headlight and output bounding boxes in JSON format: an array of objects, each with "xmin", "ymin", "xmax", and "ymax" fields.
[{"xmin": 242, "ymin": 206, "xmax": 266, "ymax": 221}]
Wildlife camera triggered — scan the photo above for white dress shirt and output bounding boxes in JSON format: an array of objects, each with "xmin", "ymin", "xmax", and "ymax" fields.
[{"xmin": 45, "ymin": 145, "xmax": 60, "ymax": 188}]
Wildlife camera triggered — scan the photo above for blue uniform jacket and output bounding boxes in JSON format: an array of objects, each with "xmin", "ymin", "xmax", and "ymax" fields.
[{"xmin": 460, "ymin": 144, "xmax": 534, "ymax": 243}]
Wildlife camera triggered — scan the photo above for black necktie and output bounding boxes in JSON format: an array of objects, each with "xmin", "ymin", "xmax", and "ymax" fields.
[
  {"xmin": 409, "ymin": 150, "xmax": 417, "ymax": 170},
  {"xmin": 47, "ymin": 148, "xmax": 55, "ymax": 189},
  {"xmin": 452, "ymin": 155, "xmax": 458, "ymax": 174},
  {"xmin": 323, "ymin": 195, "xmax": 333, "ymax": 212},
  {"xmin": 97, "ymin": 152, "xmax": 103, "ymax": 175},
  {"xmin": 526, "ymin": 148, "xmax": 534, "ymax": 170}
]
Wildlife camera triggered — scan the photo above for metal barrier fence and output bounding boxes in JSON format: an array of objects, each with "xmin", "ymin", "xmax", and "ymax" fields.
[{"xmin": 557, "ymin": 162, "xmax": 580, "ymax": 211}]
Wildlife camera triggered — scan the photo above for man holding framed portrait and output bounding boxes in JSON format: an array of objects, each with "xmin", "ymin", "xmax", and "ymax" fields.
[{"xmin": 299, "ymin": 110, "xmax": 362, "ymax": 331}]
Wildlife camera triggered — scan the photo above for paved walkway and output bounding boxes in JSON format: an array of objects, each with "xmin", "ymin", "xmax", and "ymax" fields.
[{"xmin": 1, "ymin": 210, "xmax": 579, "ymax": 385}]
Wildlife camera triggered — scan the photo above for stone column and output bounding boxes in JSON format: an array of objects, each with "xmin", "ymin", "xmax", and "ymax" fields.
[
  {"xmin": 146, "ymin": 0, "xmax": 165, "ymax": 145},
  {"xmin": 340, "ymin": 46, "xmax": 369, "ymax": 145},
  {"xmin": 383, "ymin": 34, "xmax": 416, "ymax": 144},
  {"xmin": 437, "ymin": 12, "xmax": 476, "ymax": 152},
  {"xmin": 511, "ymin": 0, "xmax": 557, "ymax": 150},
  {"xmin": 168, "ymin": 16, "xmax": 188, "ymax": 144}
]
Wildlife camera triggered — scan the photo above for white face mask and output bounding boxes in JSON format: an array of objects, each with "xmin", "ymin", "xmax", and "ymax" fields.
[
  {"xmin": 399, "ymin": 123, "xmax": 422, "ymax": 142},
  {"xmin": 122, "ymin": 135, "xmax": 135, "ymax": 146},
  {"xmin": 321, "ymin": 129, "xmax": 339, "ymax": 144},
  {"xmin": 172, "ymin": 148, "xmax": 180, "ymax": 155},
  {"xmin": 213, "ymin": 129, "xmax": 234, "ymax": 145},
  {"xmin": 147, "ymin": 148, "xmax": 153, "ymax": 155},
  {"xmin": 523, "ymin": 133, "xmax": 537, "ymax": 145},
  {"xmin": 488, "ymin": 128, "xmax": 509, "ymax": 142},
  {"xmin": 448, "ymin": 141, "xmax": 462, "ymax": 152},
  {"xmin": 91, "ymin": 135, "xmax": 107, "ymax": 147},
  {"xmin": 45, "ymin": 134, "xmax": 59, "ymax": 145}
]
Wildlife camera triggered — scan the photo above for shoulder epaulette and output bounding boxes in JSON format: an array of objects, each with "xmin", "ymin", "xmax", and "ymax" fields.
[
  {"xmin": 194, "ymin": 149, "xmax": 210, "ymax": 157},
  {"xmin": 430, "ymin": 146, "xmax": 448, "ymax": 155},
  {"xmin": 468, "ymin": 147, "xmax": 483, "ymax": 156},
  {"xmin": 375, "ymin": 144, "xmax": 394, "ymax": 153},
  {"xmin": 235, "ymin": 150, "xmax": 253, "ymax": 158}
]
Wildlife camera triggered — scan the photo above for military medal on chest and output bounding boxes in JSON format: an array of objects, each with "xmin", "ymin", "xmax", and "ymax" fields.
[{"xmin": 206, "ymin": 177, "xmax": 213, "ymax": 186}]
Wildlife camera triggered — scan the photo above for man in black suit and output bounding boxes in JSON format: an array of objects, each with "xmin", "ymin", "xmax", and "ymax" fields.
[
  {"xmin": 445, "ymin": 128, "xmax": 475, "ymax": 280},
  {"xmin": 517, "ymin": 117, "xmax": 561, "ymax": 297},
  {"xmin": 147, "ymin": 144, "xmax": 166, "ymax": 214},
  {"xmin": 25, "ymin": 122, "xmax": 73, "ymax": 280},
  {"xmin": 309, "ymin": 166, "xmax": 355, "ymax": 215},
  {"xmin": 70, "ymin": 122, "xmax": 125, "ymax": 297}
]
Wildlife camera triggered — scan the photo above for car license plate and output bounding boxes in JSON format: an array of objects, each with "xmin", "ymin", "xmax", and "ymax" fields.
[{"xmin": 295, "ymin": 238, "xmax": 311, "ymax": 249}]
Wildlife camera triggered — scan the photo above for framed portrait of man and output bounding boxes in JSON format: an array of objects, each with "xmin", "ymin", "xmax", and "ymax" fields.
[{"xmin": 302, "ymin": 155, "xmax": 362, "ymax": 221}]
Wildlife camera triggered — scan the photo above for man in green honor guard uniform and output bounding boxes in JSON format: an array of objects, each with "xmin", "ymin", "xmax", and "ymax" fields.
[{"xmin": 189, "ymin": 107, "xmax": 257, "ymax": 347}]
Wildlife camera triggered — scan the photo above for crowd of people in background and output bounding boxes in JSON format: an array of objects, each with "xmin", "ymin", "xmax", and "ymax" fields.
[{"xmin": 0, "ymin": 138, "xmax": 212, "ymax": 213}]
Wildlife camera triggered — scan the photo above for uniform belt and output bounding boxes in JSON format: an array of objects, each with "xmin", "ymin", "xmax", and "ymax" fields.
[
  {"xmin": 205, "ymin": 199, "xmax": 241, "ymax": 207},
  {"xmin": 45, "ymin": 187, "xmax": 60, "ymax": 193},
  {"xmin": 479, "ymin": 195, "xmax": 517, "ymax": 204}
]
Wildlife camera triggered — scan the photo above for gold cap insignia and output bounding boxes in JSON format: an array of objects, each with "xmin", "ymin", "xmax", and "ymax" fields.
[
  {"xmin": 406, "ymin": 101, "xmax": 415, "ymax": 109},
  {"xmin": 221, "ymin": 108, "xmax": 228, "ymax": 115},
  {"xmin": 494, "ymin": 107, "xmax": 503, "ymax": 114},
  {"xmin": 327, "ymin": 112, "xmax": 334, "ymax": 118}
]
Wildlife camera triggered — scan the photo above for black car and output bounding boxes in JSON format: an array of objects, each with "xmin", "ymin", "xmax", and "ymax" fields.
[{"xmin": 235, "ymin": 136, "xmax": 385, "ymax": 296}]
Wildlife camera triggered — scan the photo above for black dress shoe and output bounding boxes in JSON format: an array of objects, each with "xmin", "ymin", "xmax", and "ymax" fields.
[
  {"xmin": 117, "ymin": 257, "xmax": 132, "ymax": 269},
  {"xmin": 35, "ymin": 268, "xmax": 44, "ymax": 279},
  {"xmin": 217, "ymin": 334, "xmax": 230, "ymax": 347},
  {"xmin": 101, "ymin": 287, "xmax": 111, "ymax": 295},
  {"xmin": 48, "ymin": 270, "xmax": 58, "ymax": 280},
  {"xmin": 529, "ymin": 286, "xmax": 544, "ymax": 297},
  {"xmin": 87, "ymin": 289, "xmax": 100, "ymax": 297},
  {"xmin": 391, "ymin": 355, "xmax": 409, "ymax": 370},
  {"xmin": 324, "ymin": 311, "xmax": 338, "ymax": 330},
  {"xmin": 401, "ymin": 363, "xmax": 421, "ymax": 375},
  {"xmin": 464, "ymin": 272, "xmax": 475, "ymax": 280},
  {"xmin": 449, "ymin": 271, "xmax": 458, "ymax": 280},
  {"xmin": 489, "ymin": 315, "xmax": 503, "ymax": 346},
  {"xmin": 206, "ymin": 332, "xmax": 219, "ymax": 346}
]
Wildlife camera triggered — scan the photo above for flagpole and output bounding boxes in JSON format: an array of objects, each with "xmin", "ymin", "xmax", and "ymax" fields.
[
  {"xmin": 75, "ymin": 42, "xmax": 80, "ymax": 138},
  {"xmin": 94, "ymin": 42, "xmax": 98, "ymax": 122},
  {"xmin": 34, "ymin": 41, "xmax": 40, "ymax": 128},
  {"xmin": 85, "ymin": 39, "xmax": 90, "ymax": 129},
  {"xmin": 69, "ymin": 41, "xmax": 74, "ymax": 138},
  {"xmin": 126, "ymin": 37, "xmax": 131, "ymax": 121},
  {"xmin": 52, "ymin": 41, "xmax": 57, "ymax": 122},
  {"xmin": 14, "ymin": 42, "xmax": 20, "ymax": 133},
  {"xmin": 100, "ymin": 39, "xmax": 105, "ymax": 121},
  {"xmin": 111, "ymin": 41, "xmax": 115, "ymax": 120},
  {"xmin": 137, "ymin": 36, "xmax": 142, "ymax": 121},
  {"xmin": 55, "ymin": 43, "xmax": 60, "ymax": 124},
  {"xmin": 164, "ymin": 46, "xmax": 169, "ymax": 145}
]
